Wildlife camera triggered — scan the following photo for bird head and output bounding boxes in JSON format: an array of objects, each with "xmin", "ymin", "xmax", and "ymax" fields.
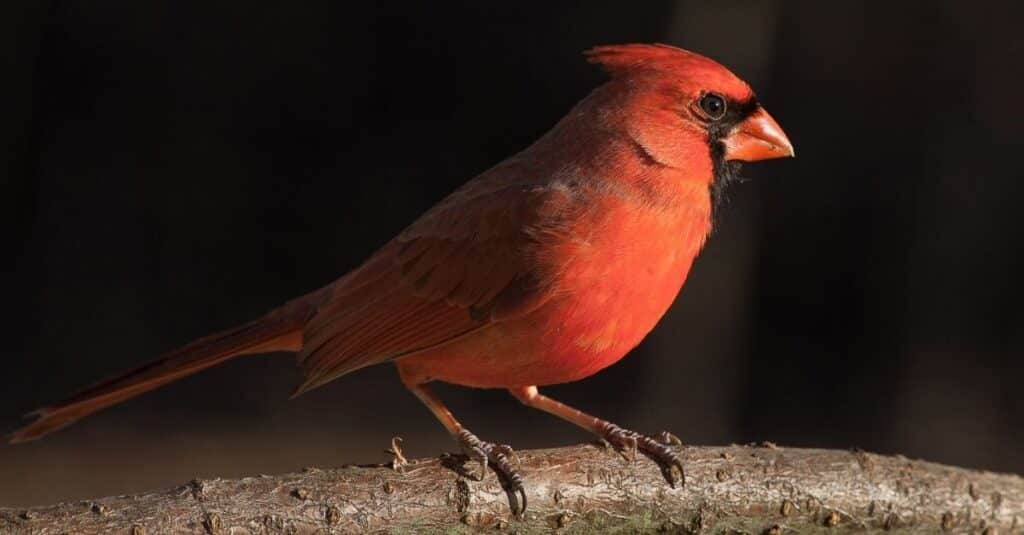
[{"xmin": 586, "ymin": 44, "xmax": 793, "ymax": 206}]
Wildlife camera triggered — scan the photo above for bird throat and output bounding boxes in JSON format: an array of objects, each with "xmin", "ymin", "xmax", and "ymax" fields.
[
  {"xmin": 705, "ymin": 97, "xmax": 759, "ymax": 225},
  {"xmin": 708, "ymin": 143, "xmax": 743, "ymax": 224}
]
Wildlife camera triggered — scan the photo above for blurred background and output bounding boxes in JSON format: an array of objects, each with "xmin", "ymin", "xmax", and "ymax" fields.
[{"xmin": 2, "ymin": 1, "xmax": 1022, "ymax": 508}]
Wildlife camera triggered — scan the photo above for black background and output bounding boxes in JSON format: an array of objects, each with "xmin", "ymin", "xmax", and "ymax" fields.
[{"xmin": 3, "ymin": 1, "xmax": 1022, "ymax": 507}]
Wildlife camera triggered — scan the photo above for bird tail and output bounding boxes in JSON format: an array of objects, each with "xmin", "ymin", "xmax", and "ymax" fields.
[{"xmin": 8, "ymin": 306, "xmax": 310, "ymax": 444}]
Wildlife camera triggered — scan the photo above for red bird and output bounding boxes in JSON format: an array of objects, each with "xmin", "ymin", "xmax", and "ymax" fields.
[{"xmin": 11, "ymin": 44, "xmax": 792, "ymax": 512}]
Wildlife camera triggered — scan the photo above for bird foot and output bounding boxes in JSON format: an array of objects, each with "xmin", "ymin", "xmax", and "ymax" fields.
[
  {"xmin": 455, "ymin": 429, "xmax": 527, "ymax": 516},
  {"xmin": 598, "ymin": 423, "xmax": 686, "ymax": 488},
  {"xmin": 385, "ymin": 436, "xmax": 409, "ymax": 473}
]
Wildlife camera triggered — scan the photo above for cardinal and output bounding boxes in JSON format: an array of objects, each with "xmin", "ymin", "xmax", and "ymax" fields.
[{"xmin": 11, "ymin": 44, "xmax": 792, "ymax": 513}]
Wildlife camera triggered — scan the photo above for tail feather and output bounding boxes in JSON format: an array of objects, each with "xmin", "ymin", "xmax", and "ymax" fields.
[{"xmin": 9, "ymin": 312, "xmax": 305, "ymax": 443}]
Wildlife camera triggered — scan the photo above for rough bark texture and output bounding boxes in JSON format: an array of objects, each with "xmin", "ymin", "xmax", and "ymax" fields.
[{"xmin": 2, "ymin": 443, "xmax": 1022, "ymax": 534}]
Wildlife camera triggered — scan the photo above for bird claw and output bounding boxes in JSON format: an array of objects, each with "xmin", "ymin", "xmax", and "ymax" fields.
[
  {"xmin": 385, "ymin": 436, "xmax": 409, "ymax": 473},
  {"xmin": 598, "ymin": 423, "xmax": 686, "ymax": 488},
  {"xmin": 490, "ymin": 442, "xmax": 522, "ymax": 468},
  {"xmin": 455, "ymin": 429, "xmax": 528, "ymax": 516},
  {"xmin": 656, "ymin": 431, "xmax": 683, "ymax": 446},
  {"xmin": 619, "ymin": 434, "xmax": 638, "ymax": 462}
]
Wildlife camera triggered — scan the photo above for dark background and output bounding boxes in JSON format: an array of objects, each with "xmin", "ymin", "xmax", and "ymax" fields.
[{"xmin": 3, "ymin": 1, "xmax": 1022, "ymax": 507}]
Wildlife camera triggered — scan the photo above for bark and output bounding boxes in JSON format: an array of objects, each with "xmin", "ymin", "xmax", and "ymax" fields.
[{"xmin": 2, "ymin": 443, "xmax": 1021, "ymax": 534}]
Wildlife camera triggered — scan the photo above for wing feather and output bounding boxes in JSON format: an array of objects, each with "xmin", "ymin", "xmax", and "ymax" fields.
[{"xmin": 293, "ymin": 176, "xmax": 567, "ymax": 395}]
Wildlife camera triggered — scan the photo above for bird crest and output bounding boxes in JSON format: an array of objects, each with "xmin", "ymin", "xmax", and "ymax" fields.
[{"xmin": 585, "ymin": 43, "xmax": 739, "ymax": 84}]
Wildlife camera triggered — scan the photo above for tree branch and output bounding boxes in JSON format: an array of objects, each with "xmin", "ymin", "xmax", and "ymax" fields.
[{"xmin": 2, "ymin": 443, "xmax": 1021, "ymax": 534}]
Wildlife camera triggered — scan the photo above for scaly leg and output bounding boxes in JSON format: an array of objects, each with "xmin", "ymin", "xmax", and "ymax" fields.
[
  {"xmin": 402, "ymin": 379, "xmax": 527, "ymax": 514},
  {"xmin": 509, "ymin": 385, "xmax": 685, "ymax": 487}
]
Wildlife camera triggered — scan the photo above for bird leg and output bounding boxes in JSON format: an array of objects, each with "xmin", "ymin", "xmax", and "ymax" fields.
[
  {"xmin": 403, "ymin": 381, "xmax": 527, "ymax": 515},
  {"xmin": 509, "ymin": 385, "xmax": 685, "ymax": 487}
]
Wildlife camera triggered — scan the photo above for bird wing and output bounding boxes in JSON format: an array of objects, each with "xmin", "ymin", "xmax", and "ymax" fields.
[{"xmin": 293, "ymin": 175, "xmax": 567, "ymax": 395}]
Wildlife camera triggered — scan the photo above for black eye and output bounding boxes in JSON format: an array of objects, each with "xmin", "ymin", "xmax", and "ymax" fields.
[{"xmin": 698, "ymin": 92, "xmax": 727, "ymax": 120}]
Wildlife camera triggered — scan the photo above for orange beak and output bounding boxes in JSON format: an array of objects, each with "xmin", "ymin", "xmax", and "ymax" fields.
[{"xmin": 723, "ymin": 107, "xmax": 794, "ymax": 162}]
